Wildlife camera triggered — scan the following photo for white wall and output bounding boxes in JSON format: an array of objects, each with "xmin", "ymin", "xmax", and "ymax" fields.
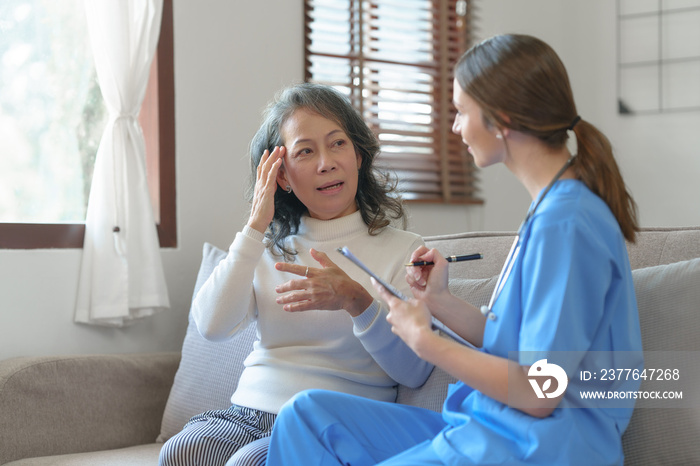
[
  {"xmin": 1, "ymin": 0, "xmax": 698, "ymax": 359},
  {"xmin": 407, "ymin": 0, "xmax": 700, "ymax": 236}
]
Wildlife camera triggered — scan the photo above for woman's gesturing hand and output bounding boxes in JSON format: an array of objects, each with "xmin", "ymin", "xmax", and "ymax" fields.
[
  {"xmin": 275, "ymin": 248, "xmax": 373, "ymax": 317},
  {"xmin": 247, "ymin": 146, "xmax": 285, "ymax": 234}
]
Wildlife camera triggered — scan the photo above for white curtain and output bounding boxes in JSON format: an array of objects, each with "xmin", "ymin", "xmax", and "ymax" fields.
[{"xmin": 75, "ymin": 0, "xmax": 169, "ymax": 327}]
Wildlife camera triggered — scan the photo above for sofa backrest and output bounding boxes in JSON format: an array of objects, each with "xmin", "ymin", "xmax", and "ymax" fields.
[
  {"xmin": 0, "ymin": 352, "xmax": 177, "ymax": 463},
  {"xmin": 421, "ymin": 226, "xmax": 700, "ymax": 276}
]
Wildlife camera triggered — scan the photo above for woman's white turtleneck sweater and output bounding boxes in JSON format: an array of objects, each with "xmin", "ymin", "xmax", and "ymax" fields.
[{"xmin": 192, "ymin": 211, "xmax": 433, "ymax": 414}]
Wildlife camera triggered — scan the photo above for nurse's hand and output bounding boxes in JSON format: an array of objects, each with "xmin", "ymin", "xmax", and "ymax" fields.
[
  {"xmin": 405, "ymin": 246, "xmax": 451, "ymax": 306},
  {"xmin": 275, "ymin": 248, "xmax": 373, "ymax": 317},
  {"xmin": 371, "ymin": 277, "xmax": 435, "ymax": 355}
]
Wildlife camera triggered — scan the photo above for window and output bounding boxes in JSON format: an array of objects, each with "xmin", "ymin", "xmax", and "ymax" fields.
[
  {"xmin": 0, "ymin": 0, "xmax": 175, "ymax": 249},
  {"xmin": 617, "ymin": 0, "xmax": 700, "ymax": 114},
  {"xmin": 304, "ymin": 0, "xmax": 481, "ymax": 204}
]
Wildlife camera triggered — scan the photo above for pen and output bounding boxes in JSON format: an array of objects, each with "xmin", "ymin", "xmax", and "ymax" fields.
[{"xmin": 405, "ymin": 253, "xmax": 483, "ymax": 267}]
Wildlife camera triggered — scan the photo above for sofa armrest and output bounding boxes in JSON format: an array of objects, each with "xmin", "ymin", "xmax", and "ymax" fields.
[{"xmin": 0, "ymin": 352, "xmax": 180, "ymax": 465}]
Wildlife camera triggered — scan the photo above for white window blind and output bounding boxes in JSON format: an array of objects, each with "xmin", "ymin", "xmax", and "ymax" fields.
[{"xmin": 304, "ymin": 0, "xmax": 481, "ymax": 203}]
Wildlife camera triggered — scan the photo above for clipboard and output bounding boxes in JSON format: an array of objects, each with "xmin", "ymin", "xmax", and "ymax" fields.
[{"xmin": 338, "ymin": 246, "xmax": 473, "ymax": 347}]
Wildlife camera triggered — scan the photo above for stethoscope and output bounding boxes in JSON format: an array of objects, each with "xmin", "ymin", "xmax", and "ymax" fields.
[{"xmin": 480, "ymin": 154, "xmax": 577, "ymax": 322}]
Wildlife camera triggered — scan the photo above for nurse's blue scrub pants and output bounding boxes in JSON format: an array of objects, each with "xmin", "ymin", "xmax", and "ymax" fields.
[{"xmin": 266, "ymin": 389, "xmax": 448, "ymax": 466}]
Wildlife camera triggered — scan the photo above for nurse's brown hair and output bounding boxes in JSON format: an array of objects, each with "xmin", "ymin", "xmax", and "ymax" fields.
[{"xmin": 455, "ymin": 34, "xmax": 639, "ymax": 242}]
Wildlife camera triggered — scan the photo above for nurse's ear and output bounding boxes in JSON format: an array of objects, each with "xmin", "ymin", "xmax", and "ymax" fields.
[
  {"xmin": 487, "ymin": 112, "xmax": 511, "ymax": 140},
  {"xmin": 495, "ymin": 128, "xmax": 510, "ymax": 140}
]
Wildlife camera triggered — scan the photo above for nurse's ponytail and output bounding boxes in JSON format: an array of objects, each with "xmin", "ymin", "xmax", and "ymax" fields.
[{"xmin": 569, "ymin": 119, "xmax": 638, "ymax": 242}]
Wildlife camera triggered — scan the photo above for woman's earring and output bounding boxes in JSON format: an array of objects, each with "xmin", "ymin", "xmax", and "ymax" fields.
[
  {"xmin": 285, "ymin": 185, "xmax": 292, "ymax": 194},
  {"xmin": 496, "ymin": 134, "xmax": 503, "ymax": 140}
]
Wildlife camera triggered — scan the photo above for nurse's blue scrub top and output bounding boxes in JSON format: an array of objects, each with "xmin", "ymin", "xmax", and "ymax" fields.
[{"xmin": 433, "ymin": 180, "xmax": 643, "ymax": 465}]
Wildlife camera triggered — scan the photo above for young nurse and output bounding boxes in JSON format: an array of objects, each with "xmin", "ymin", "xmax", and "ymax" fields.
[{"xmin": 266, "ymin": 34, "xmax": 644, "ymax": 465}]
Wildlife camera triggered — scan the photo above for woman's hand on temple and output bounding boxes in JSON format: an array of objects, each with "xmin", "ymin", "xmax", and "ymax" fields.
[
  {"xmin": 247, "ymin": 146, "xmax": 285, "ymax": 234},
  {"xmin": 275, "ymin": 248, "xmax": 373, "ymax": 317}
]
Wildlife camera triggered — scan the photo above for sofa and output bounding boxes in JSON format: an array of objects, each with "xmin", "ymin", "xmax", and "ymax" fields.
[{"xmin": 2, "ymin": 227, "xmax": 699, "ymax": 465}]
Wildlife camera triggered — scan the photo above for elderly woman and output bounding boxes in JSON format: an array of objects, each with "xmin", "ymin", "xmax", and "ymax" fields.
[{"xmin": 158, "ymin": 83, "xmax": 433, "ymax": 466}]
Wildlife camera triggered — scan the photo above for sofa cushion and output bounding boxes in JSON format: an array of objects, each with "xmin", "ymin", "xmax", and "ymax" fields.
[
  {"xmin": 4, "ymin": 443, "xmax": 161, "ymax": 466},
  {"xmin": 621, "ymin": 257, "xmax": 700, "ymax": 465},
  {"xmin": 158, "ymin": 243, "xmax": 257, "ymax": 442}
]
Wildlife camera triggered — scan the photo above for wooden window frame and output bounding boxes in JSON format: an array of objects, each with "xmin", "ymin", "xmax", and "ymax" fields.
[
  {"xmin": 0, "ymin": 0, "xmax": 176, "ymax": 249},
  {"xmin": 304, "ymin": 0, "xmax": 482, "ymax": 205}
]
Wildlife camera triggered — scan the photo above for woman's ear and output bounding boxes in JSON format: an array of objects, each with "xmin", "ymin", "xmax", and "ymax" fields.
[{"xmin": 276, "ymin": 165, "xmax": 288, "ymax": 191}]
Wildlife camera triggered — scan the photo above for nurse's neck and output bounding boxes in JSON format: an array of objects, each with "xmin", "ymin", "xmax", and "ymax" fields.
[{"xmin": 506, "ymin": 137, "xmax": 575, "ymax": 200}]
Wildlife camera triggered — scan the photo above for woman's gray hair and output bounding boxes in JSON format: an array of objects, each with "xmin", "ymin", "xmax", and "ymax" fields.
[{"xmin": 246, "ymin": 82, "xmax": 405, "ymax": 259}]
